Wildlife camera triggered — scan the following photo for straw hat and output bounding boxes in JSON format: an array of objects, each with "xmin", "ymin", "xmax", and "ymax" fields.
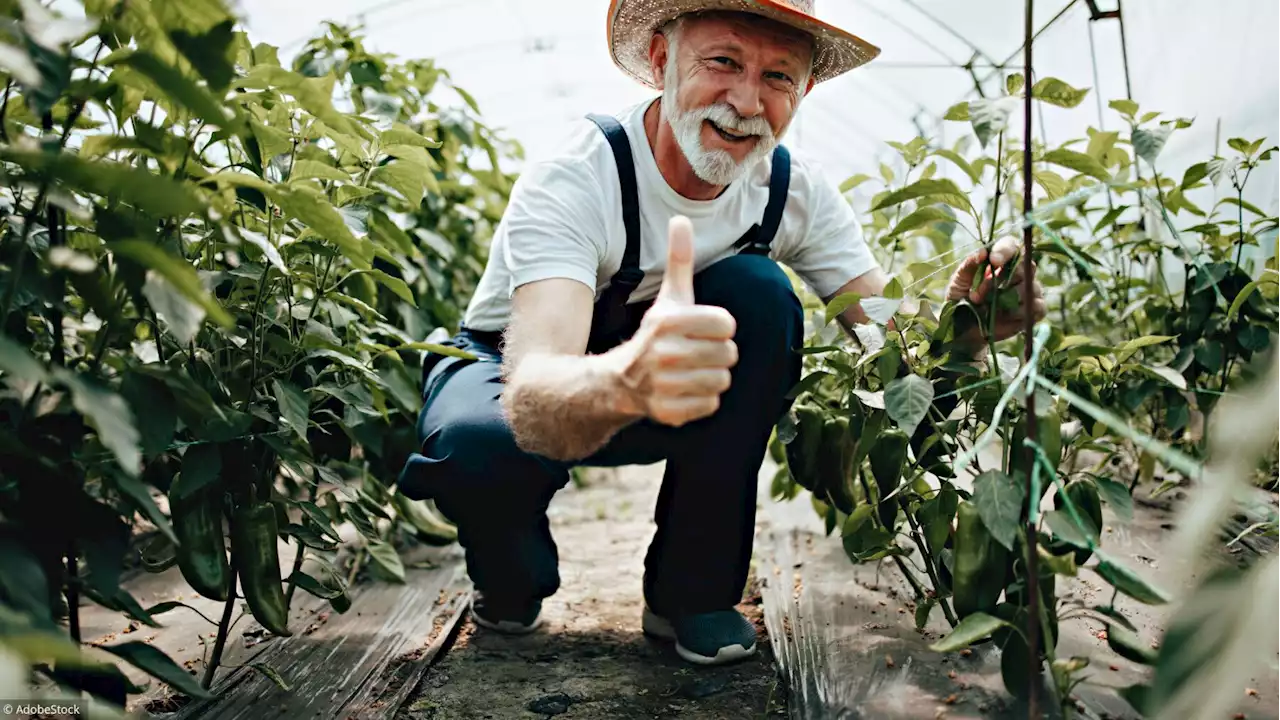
[{"xmin": 606, "ymin": 0, "xmax": 881, "ymax": 88}]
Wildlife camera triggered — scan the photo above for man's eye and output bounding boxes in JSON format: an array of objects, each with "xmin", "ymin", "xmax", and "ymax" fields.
[
  {"xmin": 767, "ymin": 72, "xmax": 794, "ymax": 84},
  {"xmin": 711, "ymin": 57, "xmax": 736, "ymax": 67}
]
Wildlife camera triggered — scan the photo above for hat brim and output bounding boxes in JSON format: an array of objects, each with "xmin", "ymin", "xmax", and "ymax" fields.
[{"xmin": 607, "ymin": 0, "xmax": 881, "ymax": 89}]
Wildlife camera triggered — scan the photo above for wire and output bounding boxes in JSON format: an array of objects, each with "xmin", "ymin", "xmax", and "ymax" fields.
[
  {"xmin": 853, "ymin": 0, "xmax": 962, "ymax": 66},
  {"xmin": 897, "ymin": 0, "xmax": 1003, "ymax": 68}
]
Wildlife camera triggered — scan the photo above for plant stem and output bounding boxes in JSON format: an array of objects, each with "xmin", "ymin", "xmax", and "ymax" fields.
[
  {"xmin": 64, "ymin": 552, "xmax": 80, "ymax": 643},
  {"xmin": 901, "ymin": 504, "xmax": 958, "ymax": 627},
  {"xmin": 283, "ymin": 475, "xmax": 319, "ymax": 607},
  {"xmin": 202, "ymin": 573, "xmax": 240, "ymax": 691},
  {"xmin": 345, "ymin": 546, "xmax": 365, "ymax": 587},
  {"xmin": 891, "ymin": 554, "xmax": 928, "ymax": 600}
]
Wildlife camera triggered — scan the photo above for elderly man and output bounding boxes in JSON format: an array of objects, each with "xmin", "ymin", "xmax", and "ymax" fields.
[{"xmin": 399, "ymin": 0, "xmax": 1043, "ymax": 666}]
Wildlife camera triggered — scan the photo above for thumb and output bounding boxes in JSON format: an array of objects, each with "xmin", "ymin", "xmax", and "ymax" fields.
[
  {"xmin": 658, "ymin": 215, "xmax": 696, "ymax": 306},
  {"xmin": 947, "ymin": 247, "xmax": 988, "ymax": 301}
]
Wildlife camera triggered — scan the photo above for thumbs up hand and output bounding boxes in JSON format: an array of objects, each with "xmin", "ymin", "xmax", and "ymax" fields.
[{"xmin": 609, "ymin": 216, "xmax": 738, "ymax": 427}]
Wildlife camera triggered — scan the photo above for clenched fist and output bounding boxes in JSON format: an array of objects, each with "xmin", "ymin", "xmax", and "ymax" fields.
[{"xmin": 609, "ymin": 216, "xmax": 738, "ymax": 427}]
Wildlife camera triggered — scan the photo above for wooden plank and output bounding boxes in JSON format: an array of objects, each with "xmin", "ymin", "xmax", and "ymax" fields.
[{"xmin": 170, "ymin": 548, "xmax": 469, "ymax": 720}]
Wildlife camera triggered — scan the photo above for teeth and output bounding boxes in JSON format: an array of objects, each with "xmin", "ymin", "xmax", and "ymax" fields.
[{"xmin": 711, "ymin": 121, "xmax": 749, "ymax": 139}]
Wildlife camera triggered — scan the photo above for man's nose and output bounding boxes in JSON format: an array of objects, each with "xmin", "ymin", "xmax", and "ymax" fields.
[{"xmin": 724, "ymin": 77, "xmax": 764, "ymax": 120}]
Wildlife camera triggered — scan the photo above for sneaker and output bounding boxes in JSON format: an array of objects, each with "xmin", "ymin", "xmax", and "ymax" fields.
[
  {"xmin": 642, "ymin": 606, "xmax": 757, "ymax": 665},
  {"xmin": 471, "ymin": 593, "xmax": 544, "ymax": 635}
]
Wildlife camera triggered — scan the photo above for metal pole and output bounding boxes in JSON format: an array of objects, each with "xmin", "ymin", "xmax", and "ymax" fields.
[{"xmin": 1021, "ymin": 0, "xmax": 1042, "ymax": 715}]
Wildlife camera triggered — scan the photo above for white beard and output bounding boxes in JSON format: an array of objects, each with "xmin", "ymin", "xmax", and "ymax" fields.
[{"xmin": 660, "ymin": 52, "xmax": 781, "ymax": 187}]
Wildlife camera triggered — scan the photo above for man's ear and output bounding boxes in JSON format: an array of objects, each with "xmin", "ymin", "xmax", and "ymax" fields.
[
  {"xmin": 648, "ymin": 32, "xmax": 668, "ymax": 89},
  {"xmin": 804, "ymin": 75, "xmax": 816, "ymax": 96}
]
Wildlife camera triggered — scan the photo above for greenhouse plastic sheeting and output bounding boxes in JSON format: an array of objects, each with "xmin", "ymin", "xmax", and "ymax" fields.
[{"xmin": 237, "ymin": 0, "xmax": 1279, "ymax": 212}]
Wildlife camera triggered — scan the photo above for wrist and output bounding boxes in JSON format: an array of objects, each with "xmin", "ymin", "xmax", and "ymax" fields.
[{"xmin": 597, "ymin": 341, "xmax": 649, "ymax": 420}]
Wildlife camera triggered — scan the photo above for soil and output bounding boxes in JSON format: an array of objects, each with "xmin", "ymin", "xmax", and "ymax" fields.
[{"xmin": 395, "ymin": 464, "xmax": 788, "ymax": 720}]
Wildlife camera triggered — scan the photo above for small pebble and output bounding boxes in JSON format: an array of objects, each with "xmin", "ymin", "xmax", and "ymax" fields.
[
  {"xmin": 885, "ymin": 654, "xmax": 895, "ymax": 668},
  {"xmin": 1246, "ymin": 688, "xmax": 1258, "ymax": 697},
  {"xmin": 1097, "ymin": 630, "xmax": 1108, "ymax": 640},
  {"xmin": 948, "ymin": 670, "xmax": 957, "ymax": 680},
  {"xmin": 945, "ymin": 694, "xmax": 958, "ymax": 705},
  {"xmin": 960, "ymin": 649, "xmax": 972, "ymax": 658}
]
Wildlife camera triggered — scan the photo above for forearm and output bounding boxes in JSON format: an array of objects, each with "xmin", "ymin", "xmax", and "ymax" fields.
[{"xmin": 500, "ymin": 349, "xmax": 643, "ymax": 462}]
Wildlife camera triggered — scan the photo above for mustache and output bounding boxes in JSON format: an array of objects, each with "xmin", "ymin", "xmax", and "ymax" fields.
[{"xmin": 680, "ymin": 102, "xmax": 775, "ymax": 140}]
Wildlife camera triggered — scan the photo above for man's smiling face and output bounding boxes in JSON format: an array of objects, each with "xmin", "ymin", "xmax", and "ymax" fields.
[{"xmin": 656, "ymin": 11, "xmax": 815, "ymax": 186}]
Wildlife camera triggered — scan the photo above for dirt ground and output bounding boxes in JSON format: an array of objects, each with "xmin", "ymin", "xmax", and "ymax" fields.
[{"xmin": 395, "ymin": 463, "xmax": 788, "ymax": 720}]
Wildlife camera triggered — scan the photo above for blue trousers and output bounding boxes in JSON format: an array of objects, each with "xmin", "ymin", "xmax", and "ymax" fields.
[{"xmin": 397, "ymin": 254, "xmax": 804, "ymax": 617}]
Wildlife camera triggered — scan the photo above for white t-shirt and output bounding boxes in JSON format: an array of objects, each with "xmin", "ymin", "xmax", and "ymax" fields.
[{"xmin": 461, "ymin": 99, "xmax": 879, "ymax": 332}]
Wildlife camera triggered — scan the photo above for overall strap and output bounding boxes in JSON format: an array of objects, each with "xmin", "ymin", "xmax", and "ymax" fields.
[
  {"xmin": 735, "ymin": 144, "xmax": 792, "ymax": 255},
  {"xmin": 586, "ymin": 113, "xmax": 644, "ymax": 294},
  {"xmin": 585, "ymin": 113, "xmax": 644, "ymax": 352}
]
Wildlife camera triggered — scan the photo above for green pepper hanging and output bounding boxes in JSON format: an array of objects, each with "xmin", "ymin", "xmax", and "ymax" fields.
[{"xmin": 231, "ymin": 502, "xmax": 292, "ymax": 637}]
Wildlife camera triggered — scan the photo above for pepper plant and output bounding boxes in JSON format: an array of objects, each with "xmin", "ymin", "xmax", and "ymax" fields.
[
  {"xmin": 771, "ymin": 70, "xmax": 1276, "ymax": 715},
  {"xmin": 0, "ymin": 0, "xmax": 511, "ymax": 711}
]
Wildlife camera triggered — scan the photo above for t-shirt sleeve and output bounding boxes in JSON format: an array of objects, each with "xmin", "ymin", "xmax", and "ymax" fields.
[
  {"xmin": 502, "ymin": 157, "xmax": 606, "ymax": 297},
  {"xmin": 783, "ymin": 172, "xmax": 880, "ymax": 299}
]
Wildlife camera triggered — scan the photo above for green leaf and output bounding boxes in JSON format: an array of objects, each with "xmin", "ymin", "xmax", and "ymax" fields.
[
  {"xmin": 272, "ymin": 379, "xmax": 309, "ymax": 443},
  {"xmin": 112, "ymin": 50, "xmax": 238, "ymax": 128},
  {"xmin": 115, "ymin": 470, "xmax": 176, "ymax": 544},
  {"xmin": 1093, "ymin": 555, "xmax": 1170, "ymax": 605},
  {"xmin": 1042, "ymin": 148, "xmax": 1110, "ymax": 181},
  {"xmin": 1094, "ymin": 477, "xmax": 1133, "ymax": 522},
  {"xmin": 1226, "ymin": 278, "xmax": 1273, "ymax": 320},
  {"xmin": 969, "ymin": 96, "xmax": 1019, "ymax": 148},
  {"xmin": 391, "ymin": 342, "xmax": 476, "ymax": 360},
  {"xmin": 56, "ymin": 371, "xmax": 141, "ymax": 476},
  {"xmin": 1180, "ymin": 162, "xmax": 1210, "ymax": 189},
  {"xmin": 888, "ymin": 206, "xmax": 953, "ymax": 238},
  {"xmin": 884, "ymin": 374, "xmax": 933, "ymax": 437},
  {"xmin": 142, "ymin": 272, "xmax": 205, "ymax": 345},
  {"xmin": 1109, "ymin": 99, "xmax": 1139, "ymax": 118},
  {"xmin": 101, "ymin": 641, "xmax": 212, "ymax": 698},
  {"xmin": 929, "ymin": 612, "xmax": 1013, "ymax": 652},
  {"xmin": 168, "ymin": 17, "xmax": 236, "ymax": 91},
  {"xmin": 120, "ymin": 372, "xmax": 177, "ymax": 458},
  {"xmin": 943, "ymin": 102, "xmax": 969, "ymax": 121},
  {"xmin": 237, "ymin": 228, "xmax": 287, "ymax": 275},
  {"xmin": 0, "ymin": 149, "xmax": 205, "ymax": 217},
  {"xmin": 1220, "ymin": 196, "xmax": 1267, "ymax": 217},
  {"xmin": 932, "ymin": 149, "xmax": 980, "ymax": 184},
  {"xmin": 286, "ymin": 570, "xmax": 344, "ymax": 599},
  {"xmin": 1005, "ymin": 73, "xmax": 1024, "ymax": 95},
  {"xmin": 0, "ymin": 333, "xmax": 49, "ymax": 383},
  {"xmin": 365, "ymin": 540, "xmax": 405, "ymax": 583},
  {"xmin": 824, "ymin": 292, "xmax": 861, "ymax": 324},
  {"xmin": 972, "ymin": 470, "xmax": 1025, "ymax": 550},
  {"xmin": 381, "ymin": 123, "xmax": 441, "ymax": 148},
  {"xmin": 176, "ymin": 444, "xmax": 221, "ymax": 500},
  {"xmin": 1136, "ymin": 364, "xmax": 1186, "ymax": 391},
  {"xmin": 1044, "ymin": 508, "xmax": 1098, "ymax": 549},
  {"xmin": 1031, "ymin": 77, "xmax": 1090, "ymax": 108},
  {"xmin": 870, "ymin": 178, "xmax": 970, "ymax": 213},
  {"xmin": 248, "ymin": 661, "xmax": 292, "ymax": 691},
  {"xmin": 838, "ymin": 173, "xmax": 874, "ymax": 193},
  {"xmin": 272, "ymin": 185, "xmax": 371, "ymax": 268},
  {"xmin": 110, "ymin": 241, "xmax": 233, "ymax": 328},
  {"xmin": 368, "ymin": 269, "xmax": 415, "ymax": 306},
  {"xmin": 292, "ymin": 160, "xmax": 350, "ymax": 183},
  {"xmin": 1094, "ymin": 205, "xmax": 1127, "ymax": 232},
  {"xmin": 371, "ymin": 160, "xmax": 428, "ymax": 206},
  {"xmin": 1033, "ymin": 169, "xmax": 1068, "ymax": 200},
  {"xmin": 1086, "ymin": 129, "xmax": 1120, "ymax": 162},
  {"xmin": 1133, "ymin": 126, "xmax": 1173, "ymax": 165}
]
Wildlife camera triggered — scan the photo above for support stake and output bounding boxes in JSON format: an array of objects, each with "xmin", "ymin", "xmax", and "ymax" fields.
[{"xmin": 1021, "ymin": 0, "xmax": 1042, "ymax": 715}]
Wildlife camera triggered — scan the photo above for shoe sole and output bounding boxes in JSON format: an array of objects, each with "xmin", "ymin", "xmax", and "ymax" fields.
[
  {"xmin": 471, "ymin": 600, "xmax": 544, "ymax": 635},
  {"xmin": 641, "ymin": 607, "xmax": 757, "ymax": 666}
]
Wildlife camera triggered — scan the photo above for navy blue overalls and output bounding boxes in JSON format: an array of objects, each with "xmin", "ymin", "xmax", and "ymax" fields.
[{"xmin": 398, "ymin": 113, "xmax": 805, "ymax": 618}]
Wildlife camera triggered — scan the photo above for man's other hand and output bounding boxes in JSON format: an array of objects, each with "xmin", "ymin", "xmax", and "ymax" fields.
[{"xmin": 946, "ymin": 236, "xmax": 1047, "ymax": 344}]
